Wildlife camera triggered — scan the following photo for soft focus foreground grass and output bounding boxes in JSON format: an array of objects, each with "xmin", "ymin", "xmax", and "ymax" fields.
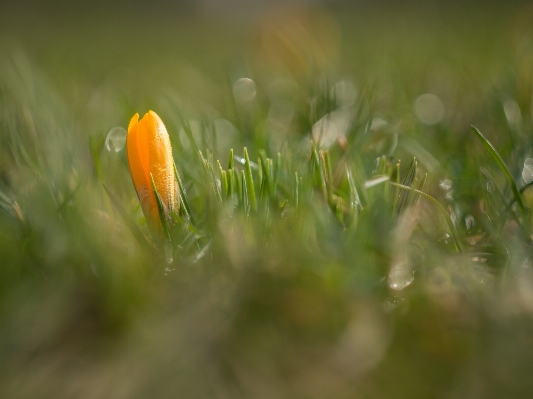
[{"xmin": 2, "ymin": 2, "xmax": 533, "ymax": 398}]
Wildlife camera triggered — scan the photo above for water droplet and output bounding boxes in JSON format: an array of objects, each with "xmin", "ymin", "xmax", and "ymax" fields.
[
  {"xmin": 523, "ymin": 158, "xmax": 533, "ymax": 183},
  {"xmin": 233, "ymin": 78, "xmax": 257, "ymax": 103},
  {"xmin": 440, "ymin": 233, "xmax": 451, "ymax": 244},
  {"xmin": 383, "ymin": 295, "xmax": 404, "ymax": 312},
  {"xmin": 465, "ymin": 215, "xmax": 476, "ymax": 230},
  {"xmin": 439, "ymin": 179, "xmax": 452, "ymax": 191},
  {"xmin": 105, "ymin": 127, "xmax": 127, "ymax": 152},
  {"xmin": 388, "ymin": 261, "xmax": 414, "ymax": 291},
  {"xmin": 414, "ymin": 93, "xmax": 445, "ymax": 125},
  {"xmin": 233, "ymin": 155, "xmax": 259, "ymax": 169}
]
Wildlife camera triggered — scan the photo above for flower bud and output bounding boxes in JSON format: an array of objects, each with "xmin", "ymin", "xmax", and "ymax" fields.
[{"xmin": 127, "ymin": 111, "xmax": 177, "ymax": 233}]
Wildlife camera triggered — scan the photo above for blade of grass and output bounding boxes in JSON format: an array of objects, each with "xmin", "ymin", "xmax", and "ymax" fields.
[
  {"xmin": 228, "ymin": 149, "xmax": 234, "ymax": 198},
  {"xmin": 389, "ymin": 181, "xmax": 463, "ymax": 253},
  {"xmin": 413, "ymin": 173, "xmax": 428, "ymax": 208},
  {"xmin": 102, "ymin": 183, "xmax": 155, "ymax": 256},
  {"xmin": 235, "ymin": 169, "xmax": 242, "ymax": 206},
  {"xmin": 178, "ymin": 112, "xmax": 200, "ymax": 155},
  {"xmin": 221, "ymin": 170, "xmax": 228, "ymax": 199},
  {"xmin": 243, "ymin": 147, "xmax": 257, "ymax": 211},
  {"xmin": 294, "ymin": 172, "xmax": 299, "ymax": 209},
  {"xmin": 364, "ymin": 175, "xmax": 390, "ymax": 189},
  {"xmin": 311, "ymin": 146, "xmax": 328, "ymax": 202},
  {"xmin": 173, "ymin": 162, "xmax": 197, "ymax": 226},
  {"xmin": 150, "ymin": 173, "xmax": 172, "ymax": 244},
  {"xmin": 241, "ymin": 170, "xmax": 250, "ymax": 215},
  {"xmin": 471, "ymin": 125, "xmax": 530, "ymax": 238},
  {"xmin": 259, "ymin": 150, "xmax": 273, "ymax": 199},
  {"xmin": 274, "ymin": 152, "xmax": 281, "ymax": 192},
  {"xmin": 395, "ymin": 158, "xmax": 417, "ymax": 222},
  {"xmin": 390, "ymin": 160, "xmax": 401, "ymax": 216},
  {"xmin": 346, "ymin": 166, "xmax": 361, "ymax": 210},
  {"xmin": 217, "ymin": 160, "xmax": 228, "ymax": 198},
  {"xmin": 323, "ymin": 150, "xmax": 334, "ymax": 205}
]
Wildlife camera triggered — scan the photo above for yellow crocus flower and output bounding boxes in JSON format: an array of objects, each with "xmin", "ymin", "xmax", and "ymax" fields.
[{"xmin": 127, "ymin": 110, "xmax": 177, "ymax": 234}]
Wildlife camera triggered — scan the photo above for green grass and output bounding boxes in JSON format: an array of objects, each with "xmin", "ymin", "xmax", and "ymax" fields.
[{"xmin": 2, "ymin": 2, "xmax": 533, "ymax": 398}]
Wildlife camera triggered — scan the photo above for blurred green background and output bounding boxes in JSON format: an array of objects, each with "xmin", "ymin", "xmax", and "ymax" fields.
[{"xmin": 3, "ymin": 1, "xmax": 533, "ymax": 398}]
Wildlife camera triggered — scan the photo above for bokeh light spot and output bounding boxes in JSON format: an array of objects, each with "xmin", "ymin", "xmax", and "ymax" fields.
[
  {"xmin": 233, "ymin": 78, "xmax": 257, "ymax": 103},
  {"xmin": 414, "ymin": 93, "xmax": 445, "ymax": 125}
]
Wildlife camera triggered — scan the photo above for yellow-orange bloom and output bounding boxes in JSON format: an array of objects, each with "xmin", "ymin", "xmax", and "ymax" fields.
[{"xmin": 127, "ymin": 110, "xmax": 177, "ymax": 233}]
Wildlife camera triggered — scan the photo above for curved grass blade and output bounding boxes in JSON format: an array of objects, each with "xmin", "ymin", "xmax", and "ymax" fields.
[
  {"xmin": 323, "ymin": 150, "xmax": 334, "ymax": 203},
  {"xmin": 274, "ymin": 153, "xmax": 281, "ymax": 192},
  {"xmin": 243, "ymin": 147, "xmax": 257, "ymax": 211},
  {"xmin": 173, "ymin": 162, "xmax": 197, "ymax": 226},
  {"xmin": 346, "ymin": 167, "xmax": 361, "ymax": 209},
  {"xmin": 364, "ymin": 175, "xmax": 390, "ymax": 189},
  {"xmin": 242, "ymin": 170, "xmax": 250, "ymax": 215},
  {"xmin": 471, "ymin": 125, "xmax": 530, "ymax": 238},
  {"xmin": 413, "ymin": 173, "xmax": 428, "ymax": 208},
  {"xmin": 177, "ymin": 112, "xmax": 200, "ymax": 155},
  {"xmin": 259, "ymin": 150, "xmax": 273, "ymax": 200},
  {"xmin": 390, "ymin": 160, "xmax": 401, "ymax": 217},
  {"xmin": 294, "ymin": 172, "xmax": 300, "ymax": 209},
  {"xmin": 102, "ymin": 183, "xmax": 155, "ymax": 256},
  {"xmin": 395, "ymin": 158, "xmax": 417, "ymax": 222},
  {"xmin": 311, "ymin": 147, "xmax": 328, "ymax": 202},
  {"xmin": 150, "ymin": 173, "xmax": 172, "ymax": 242},
  {"xmin": 228, "ymin": 149, "xmax": 234, "ymax": 198},
  {"xmin": 389, "ymin": 181, "xmax": 463, "ymax": 253}
]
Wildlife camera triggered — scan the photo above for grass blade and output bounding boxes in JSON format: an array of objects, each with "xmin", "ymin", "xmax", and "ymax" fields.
[
  {"xmin": 389, "ymin": 181, "xmax": 463, "ymax": 253},
  {"xmin": 102, "ymin": 183, "xmax": 155, "ymax": 256},
  {"xmin": 243, "ymin": 147, "xmax": 257, "ymax": 211},
  {"xmin": 390, "ymin": 160, "xmax": 401, "ymax": 217},
  {"xmin": 150, "ymin": 173, "xmax": 172, "ymax": 243},
  {"xmin": 311, "ymin": 147, "xmax": 328, "ymax": 202},
  {"xmin": 173, "ymin": 162, "xmax": 197, "ymax": 226},
  {"xmin": 364, "ymin": 175, "xmax": 390, "ymax": 189},
  {"xmin": 294, "ymin": 172, "xmax": 299, "ymax": 209},
  {"xmin": 228, "ymin": 149, "xmax": 234, "ymax": 198},
  {"xmin": 241, "ymin": 169, "xmax": 250, "ymax": 214},
  {"xmin": 471, "ymin": 125, "xmax": 530, "ymax": 237}
]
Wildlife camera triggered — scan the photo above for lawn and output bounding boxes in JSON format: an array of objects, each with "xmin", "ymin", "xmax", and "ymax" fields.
[{"xmin": 2, "ymin": 1, "xmax": 533, "ymax": 398}]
